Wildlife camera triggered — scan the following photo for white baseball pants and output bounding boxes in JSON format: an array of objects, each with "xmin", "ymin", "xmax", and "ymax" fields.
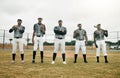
[
  {"xmin": 33, "ymin": 36, "xmax": 44, "ymax": 51},
  {"xmin": 96, "ymin": 40, "xmax": 107, "ymax": 56},
  {"xmin": 54, "ymin": 38, "xmax": 65, "ymax": 53},
  {"xmin": 12, "ymin": 38, "xmax": 24, "ymax": 54},
  {"xmin": 75, "ymin": 40, "xmax": 86, "ymax": 54}
]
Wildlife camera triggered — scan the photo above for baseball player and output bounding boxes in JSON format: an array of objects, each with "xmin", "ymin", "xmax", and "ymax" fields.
[
  {"xmin": 94, "ymin": 24, "xmax": 109, "ymax": 63},
  {"xmin": 73, "ymin": 24, "xmax": 88, "ymax": 63},
  {"xmin": 9, "ymin": 19, "xmax": 25, "ymax": 64},
  {"xmin": 51, "ymin": 20, "xmax": 67, "ymax": 64},
  {"xmin": 32, "ymin": 17, "xmax": 46, "ymax": 63}
]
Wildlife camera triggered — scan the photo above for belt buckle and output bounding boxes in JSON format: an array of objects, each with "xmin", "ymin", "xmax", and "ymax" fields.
[{"xmin": 37, "ymin": 35, "xmax": 41, "ymax": 37}]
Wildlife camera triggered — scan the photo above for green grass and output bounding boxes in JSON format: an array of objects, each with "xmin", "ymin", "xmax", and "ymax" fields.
[{"xmin": 0, "ymin": 50, "xmax": 120, "ymax": 78}]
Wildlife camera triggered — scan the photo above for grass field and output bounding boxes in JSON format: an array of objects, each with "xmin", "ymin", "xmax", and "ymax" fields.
[{"xmin": 0, "ymin": 50, "xmax": 120, "ymax": 78}]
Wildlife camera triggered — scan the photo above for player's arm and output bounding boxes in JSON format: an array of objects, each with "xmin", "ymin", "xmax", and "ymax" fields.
[
  {"xmin": 94, "ymin": 32, "xmax": 98, "ymax": 48},
  {"xmin": 85, "ymin": 33, "xmax": 88, "ymax": 45},
  {"xmin": 41, "ymin": 24, "xmax": 46, "ymax": 34},
  {"xmin": 19, "ymin": 26, "xmax": 25, "ymax": 33},
  {"xmin": 61, "ymin": 27, "xmax": 67, "ymax": 35},
  {"xmin": 73, "ymin": 30, "xmax": 79, "ymax": 38},
  {"xmin": 54, "ymin": 27, "xmax": 61, "ymax": 35},
  {"xmin": 103, "ymin": 30, "xmax": 108, "ymax": 37},
  {"xmin": 9, "ymin": 25, "xmax": 17, "ymax": 33}
]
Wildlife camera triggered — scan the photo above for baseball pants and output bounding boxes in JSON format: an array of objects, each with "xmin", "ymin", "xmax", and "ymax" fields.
[
  {"xmin": 54, "ymin": 38, "xmax": 65, "ymax": 53},
  {"xmin": 33, "ymin": 36, "xmax": 44, "ymax": 51},
  {"xmin": 12, "ymin": 38, "xmax": 24, "ymax": 54},
  {"xmin": 75, "ymin": 40, "xmax": 86, "ymax": 54},
  {"xmin": 96, "ymin": 40, "xmax": 107, "ymax": 56}
]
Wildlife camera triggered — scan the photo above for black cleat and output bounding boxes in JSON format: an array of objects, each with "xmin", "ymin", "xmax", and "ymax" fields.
[
  {"xmin": 41, "ymin": 60, "xmax": 44, "ymax": 63},
  {"xmin": 32, "ymin": 60, "xmax": 35, "ymax": 64},
  {"xmin": 97, "ymin": 60, "xmax": 99, "ymax": 63},
  {"xmin": 73, "ymin": 61, "xmax": 77, "ymax": 63},
  {"xmin": 105, "ymin": 61, "xmax": 109, "ymax": 63},
  {"xmin": 84, "ymin": 61, "xmax": 88, "ymax": 63}
]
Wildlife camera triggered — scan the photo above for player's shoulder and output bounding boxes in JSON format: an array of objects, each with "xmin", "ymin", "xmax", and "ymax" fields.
[
  {"xmin": 94, "ymin": 30, "xmax": 98, "ymax": 33},
  {"xmin": 62, "ymin": 26, "xmax": 66, "ymax": 29},
  {"xmin": 21, "ymin": 25, "xmax": 25, "ymax": 28}
]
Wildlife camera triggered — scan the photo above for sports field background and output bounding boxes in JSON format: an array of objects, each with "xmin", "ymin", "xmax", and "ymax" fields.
[{"xmin": 0, "ymin": 48, "xmax": 120, "ymax": 78}]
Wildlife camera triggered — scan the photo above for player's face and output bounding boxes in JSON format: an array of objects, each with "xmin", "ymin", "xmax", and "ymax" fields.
[
  {"xmin": 58, "ymin": 21, "xmax": 62, "ymax": 26},
  {"xmin": 78, "ymin": 24, "xmax": 82, "ymax": 29},
  {"xmin": 38, "ymin": 18, "xmax": 42, "ymax": 23},
  {"xmin": 97, "ymin": 25, "xmax": 101, "ymax": 30},
  {"xmin": 17, "ymin": 20, "xmax": 22, "ymax": 25}
]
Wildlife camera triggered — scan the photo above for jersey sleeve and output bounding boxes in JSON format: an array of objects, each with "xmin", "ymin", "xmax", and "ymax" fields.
[{"xmin": 19, "ymin": 26, "xmax": 25, "ymax": 33}]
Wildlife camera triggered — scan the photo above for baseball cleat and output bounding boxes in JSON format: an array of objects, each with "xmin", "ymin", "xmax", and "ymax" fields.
[
  {"xmin": 41, "ymin": 60, "xmax": 44, "ymax": 63},
  {"xmin": 32, "ymin": 60, "xmax": 35, "ymax": 64},
  {"xmin": 84, "ymin": 61, "xmax": 88, "ymax": 63},
  {"xmin": 63, "ymin": 61, "xmax": 66, "ymax": 64},
  {"xmin": 73, "ymin": 61, "xmax": 77, "ymax": 63},
  {"xmin": 97, "ymin": 60, "xmax": 99, "ymax": 63},
  {"xmin": 51, "ymin": 61, "xmax": 55, "ymax": 64},
  {"xmin": 105, "ymin": 61, "xmax": 109, "ymax": 63},
  {"xmin": 11, "ymin": 61, "xmax": 15, "ymax": 64}
]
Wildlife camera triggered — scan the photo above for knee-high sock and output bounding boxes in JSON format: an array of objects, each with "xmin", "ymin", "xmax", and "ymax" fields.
[
  {"xmin": 74, "ymin": 54, "xmax": 78, "ymax": 62},
  {"xmin": 52, "ymin": 53, "xmax": 57, "ymax": 61},
  {"xmin": 21, "ymin": 54, "xmax": 24, "ymax": 61},
  {"xmin": 12, "ymin": 54, "xmax": 16, "ymax": 61},
  {"xmin": 40, "ymin": 51, "xmax": 43, "ymax": 61},
  {"xmin": 62, "ymin": 53, "xmax": 66, "ymax": 62},
  {"xmin": 97, "ymin": 56, "xmax": 99, "ymax": 62},
  {"xmin": 33, "ymin": 51, "xmax": 36, "ymax": 60},
  {"xmin": 83, "ymin": 54, "xmax": 87, "ymax": 62},
  {"xmin": 104, "ymin": 56, "xmax": 108, "ymax": 62}
]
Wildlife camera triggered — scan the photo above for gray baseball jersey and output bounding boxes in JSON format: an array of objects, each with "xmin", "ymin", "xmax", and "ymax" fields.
[
  {"xmin": 73, "ymin": 29, "xmax": 86, "ymax": 40},
  {"xmin": 94, "ymin": 30, "xmax": 105, "ymax": 40},
  {"xmin": 9, "ymin": 26, "xmax": 25, "ymax": 38},
  {"xmin": 33, "ymin": 23, "xmax": 45, "ymax": 37},
  {"xmin": 54, "ymin": 26, "xmax": 67, "ymax": 39}
]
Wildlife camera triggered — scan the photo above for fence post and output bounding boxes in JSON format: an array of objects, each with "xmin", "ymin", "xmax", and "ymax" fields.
[{"xmin": 3, "ymin": 30, "xmax": 5, "ymax": 49}]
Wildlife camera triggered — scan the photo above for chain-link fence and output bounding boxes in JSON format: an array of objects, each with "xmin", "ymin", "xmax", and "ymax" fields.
[{"xmin": 0, "ymin": 29, "xmax": 120, "ymax": 50}]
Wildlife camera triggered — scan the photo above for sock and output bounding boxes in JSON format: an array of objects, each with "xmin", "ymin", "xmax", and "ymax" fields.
[
  {"xmin": 74, "ymin": 54, "xmax": 78, "ymax": 62},
  {"xmin": 12, "ymin": 54, "xmax": 16, "ymax": 61},
  {"xmin": 40, "ymin": 51, "xmax": 43, "ymax": 62},
  {"xmin": 21, "ymin": 54, "xmax": 24, "ymax": 61},
  {"xmin": 62, "ymin": 53, "xmax": 66, "ymax": 62},
  {"xmin": 53, "ymin": 53, "xmax": 57, "ymax": 61},
  {"xmin": 104, "ymin": 56, "xmax": 108, "ymax": 62},
  {"xmin": 97, "ymin": 56, "xmax": 99, "ymax": 62},
  {"xmin": 83, "ymin": 54, "xmax": 87, "ymax": 62},
  {"xmin": 33, "ymin": 51, "xmax": 36, "ymax": 60}
]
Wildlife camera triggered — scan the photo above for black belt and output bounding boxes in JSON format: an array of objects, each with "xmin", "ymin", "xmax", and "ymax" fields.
[
  {"xmin": 37, "ymin": 35, "xmax": 43, "ymax": 37},
  {"xmin": 78, "ymin": 39, "xmax": 84, "ymax": 41},
  {"xmin": 56, "ymin": 37, "xmax": 63, "ymax": 39},
  {"xmin": 15, "ymin": 37, "xmax": 22, "ymax": 39}
]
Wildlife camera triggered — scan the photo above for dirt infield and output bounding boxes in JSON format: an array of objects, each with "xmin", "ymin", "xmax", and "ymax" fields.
[{"xmin": 0, "ymin": 50, "xmax": 120, "ymax": 78}]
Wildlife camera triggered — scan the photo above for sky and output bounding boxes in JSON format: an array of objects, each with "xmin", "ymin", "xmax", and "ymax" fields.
[{"xmin": 0, "ymin": 0, "xmax": 120, "ymax": 43}]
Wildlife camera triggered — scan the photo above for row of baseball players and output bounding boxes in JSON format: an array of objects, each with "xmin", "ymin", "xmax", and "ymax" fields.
[{"xmin": 9, "ymin": 18, "xmax": 109, "ymax": 64}]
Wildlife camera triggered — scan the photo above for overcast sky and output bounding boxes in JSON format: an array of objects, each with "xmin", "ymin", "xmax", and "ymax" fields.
[{"xmin": 0, "ymin": 0, "xmax": 120, "ymax": 42}]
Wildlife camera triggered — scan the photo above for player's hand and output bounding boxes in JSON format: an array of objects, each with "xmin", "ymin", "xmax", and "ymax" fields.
[
  {"xmin": 61, "ymin": 29, "xmax": 64, "ymax": 32},
  {"xmin": 76, "ymin": 31, "xmax": 79, "ymax": 35},
  {"xmin": 85, "ymin": 41, "xmax": 87, "ymax": 46},
  {"xmin": 41, "ymin": 25, "xmax": 45, "ymax": 33},
  {"xmin": 12, "ymin": 26, "xmax": 17, "ymax": 30}
]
